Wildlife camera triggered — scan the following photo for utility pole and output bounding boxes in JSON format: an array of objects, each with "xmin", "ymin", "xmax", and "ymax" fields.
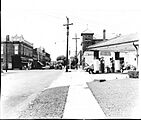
[
  {"xmin": 6, "ymin": 35, "xmax": 9, "ymax": 72},
  {"xmin": 63, "ymin": 16, "xmax": 73, "ymax": 72},
  {"xmin": 72, "ymin": 33, "xmax": 80, "ymax": 69}
]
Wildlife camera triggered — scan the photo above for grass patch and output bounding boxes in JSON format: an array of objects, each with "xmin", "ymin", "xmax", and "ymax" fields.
[
  {"xmin": 19, "ymin": 86, "xmax": 69, "ymax": 119},
  {"xmin": 87, "ymin": 79, "xmax": 139, "ymax": 118}
]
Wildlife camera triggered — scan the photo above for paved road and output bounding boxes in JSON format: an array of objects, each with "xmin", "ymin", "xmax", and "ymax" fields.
[{"xmin": 1, "ymin": 69, "xmax": 63, "ymax": 118}]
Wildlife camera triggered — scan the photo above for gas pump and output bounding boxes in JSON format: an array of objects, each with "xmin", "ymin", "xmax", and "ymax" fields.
[
  {"xmin": 110, "ymin": 57, "xmax": 115, "ymax": 73},
  {"xmin": 100, "ymin": 57, "xmax": 105, "ymax": 73}
]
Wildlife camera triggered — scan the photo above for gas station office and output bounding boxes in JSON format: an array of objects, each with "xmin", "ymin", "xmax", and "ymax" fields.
[{"xmin": 87, "ymin": 33, "xmax": 139, "ymax": 73}]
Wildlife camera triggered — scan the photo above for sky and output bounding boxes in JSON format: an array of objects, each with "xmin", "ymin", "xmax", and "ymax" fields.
[{"xmin": 1, "ymin": 0, "xmax": 141, "ymax": 60}]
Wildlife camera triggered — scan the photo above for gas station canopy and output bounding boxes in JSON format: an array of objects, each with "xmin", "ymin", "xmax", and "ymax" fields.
[{"xmin": 88, "ymin": 33, "xmax": 139, "ymax": 52}]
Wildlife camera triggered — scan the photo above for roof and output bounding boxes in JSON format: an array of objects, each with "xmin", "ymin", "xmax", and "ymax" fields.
[
  {"xmin": 81, "ymin": 28, "xmax": 94, "ymax": 35},
  {"xmin": 11, "ymin": 34, "xmax": 33, "ymax": 47},
  {"xmin": 88, "ymin": 33, "xmax": 139, "ymax": 52}
]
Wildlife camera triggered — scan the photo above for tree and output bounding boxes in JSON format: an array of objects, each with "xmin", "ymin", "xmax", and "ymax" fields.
[
  {"xmin": 56, "ymin": 55, "xmax": 66, "ymax": 66},
  {"xmin": 56, "ymin": 55, "xmax": 66, "ymax": 61}
]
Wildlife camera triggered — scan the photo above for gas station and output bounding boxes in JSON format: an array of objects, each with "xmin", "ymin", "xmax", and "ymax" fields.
[{"xmin": 87, "ymin": 33, "xmax": 139, "ymax": 73}]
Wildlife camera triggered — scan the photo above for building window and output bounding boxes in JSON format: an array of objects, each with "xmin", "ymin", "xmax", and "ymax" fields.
[
  {"xmin": 1, "ymin": 57, "xmax": 3, "ymax": 62},
  {"xmin": 14, "ymin": 44, "xmax": 19, "ymax": 54},
  {"xmin": 1, "ymin": 44, "xmax": 3, "ymax": 54},
  {"xmin": 21, "ymin": 44, "xmax": 24, "ymax": 55}
]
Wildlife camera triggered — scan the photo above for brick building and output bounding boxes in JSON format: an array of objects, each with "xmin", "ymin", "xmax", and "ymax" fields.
[
  {"xmin": 1, "ymin": 38, "xmax": 14, "ymax": 69},
  {"xmin": 1, "ymin": 35, "xmax": 51, "ymax": 70},
  {"xmin": 32, "ymin": 47, "xmax": 51, "ymax": 69},
  {"xmin": 80, "ymin": 28, "xmax": 105, "ymax": 67},
  {"xmin": 81, "ymin": 29, "xmax": 105, "ymax": 53},
  {"xmin": 1, "ymin": 35, "xmax": 33, "ymax": 70}
]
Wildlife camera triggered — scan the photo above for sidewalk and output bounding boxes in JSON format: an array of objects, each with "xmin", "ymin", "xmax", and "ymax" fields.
[{"xmin": 49, "ymin": 69, "xmax": 106, "ymax": 119}]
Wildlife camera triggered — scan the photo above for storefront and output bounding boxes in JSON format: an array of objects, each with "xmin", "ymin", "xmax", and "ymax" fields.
[{"xmin": 12, "ymin": 55, "xmax": 33, "ymax": 70}]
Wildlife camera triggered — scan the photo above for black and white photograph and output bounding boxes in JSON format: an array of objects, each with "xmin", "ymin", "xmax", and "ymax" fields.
[{"xmin": 1, "ymin": 0, "xmax": 141, "ymax": 119}]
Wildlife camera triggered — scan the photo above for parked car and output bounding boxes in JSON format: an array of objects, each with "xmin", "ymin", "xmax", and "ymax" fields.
[
  {"xmin": 42, "ymin": 65, "xmax": 50, "ymax": 69},
  {"xmin": 88, "ymin": 64, "xmax": 94, "ymax": 74},
  {"xmin": 55, "ymin": 63, "xmax": 62, "ymax": 70},
  {"xmin": 32, "ymin": 61, "xmax": 44, "ymax": 69},
  {"xmin": 49, "ymin": 64, "xmax": 55, "ymax": 69},
  {"xmin": 71, "ymin": 64, "xmax": 76, "ymax": 69},
  {"xmin": 84, "ymin": 64, "xmax": 94, "ymax": 74},
  {"xmin": 121, "ymin": 64, "xmax": 136, "ymax": 73},
  {"xmin": 84, "ymin": 63, "xmax": 90, "ymax": 72}
]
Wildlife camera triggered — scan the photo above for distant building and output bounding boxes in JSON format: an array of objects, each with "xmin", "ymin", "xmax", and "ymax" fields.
[
  {"xmin": 81, "ymin": 28, "xmax": 105, "ymax": 67},
  {"xmin": 1, "ymin": 35, "xmax": 51, "ymax": 70},
  {"xmin": 1, "ymin": 35, "xmax": 33, "ymax": 70},
  {"xmin": 32, "ymin": 47, "xmax": 51, "ymax": 69},
  {"xmin": 1, "ymin": 38, "xmax": 14, "ymax": 70}
]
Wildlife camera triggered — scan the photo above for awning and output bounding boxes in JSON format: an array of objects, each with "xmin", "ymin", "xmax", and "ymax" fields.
[
  {"xmin": 21, "ymin": 57, "xmax": 27, "ymax": 61},
  {"xmin": 21, "ymin": 57, "xmax": 33, "ymax": 62},
  {"xmin": 88, "ymin": 33, "xmax": 139, "ymax": 52}
]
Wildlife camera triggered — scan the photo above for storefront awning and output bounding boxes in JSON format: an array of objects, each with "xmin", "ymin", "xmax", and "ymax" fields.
[
  {"xmin": 21, "ymin": 57, "xmax": 27, "ymax": 61},
  {"xmin": 21, "ymin": 57, "xmax": 33, "ymax": 62},
  {"xmin": 88, "ymin": 33, "xmax": 139, "ymax": 52}
]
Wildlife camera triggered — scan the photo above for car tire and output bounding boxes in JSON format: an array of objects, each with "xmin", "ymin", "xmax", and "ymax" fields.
[
  {"xmin": 89, "ymin": 69, "xmax": 94, "ymax": 74},
  {"xmin": 89, "ymin": 69, "xmax": 92, "ymax": 74}
]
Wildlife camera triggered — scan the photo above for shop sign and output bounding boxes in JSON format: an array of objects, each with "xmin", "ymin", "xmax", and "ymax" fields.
[
  {"xmin": 84, "ymin": 52, "xmax": 93, "ymax": 56},
  {"xmin": 100, "ymin": 51, "xmax": 111, "ymax": 56}
]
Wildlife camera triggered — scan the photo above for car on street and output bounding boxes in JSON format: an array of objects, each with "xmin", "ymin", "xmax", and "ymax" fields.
[
  {"xmin": 42, "ymin": 62, "xmax": 51, "ymax": 69},
  {"xmin": 42, "ymin": 65, "xmax": 50, "ymax": 69},
  {"xmin": 55, "ymin": 63, "xmax": 63, "ymax": 70},
  {"xmin": 84, "ymin": 63, "xmax": 94, "ymax": 74},
  {"xmin": 84, "ymin": 63, "xmax": 90, "ymax": 72},
  {"xmin": 88, "ymin": 64, "xmax": 94, "ymax": 74}
]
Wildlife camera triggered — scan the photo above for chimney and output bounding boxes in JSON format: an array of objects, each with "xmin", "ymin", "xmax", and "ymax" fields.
[
  {"xmin": 6, "ymin": 35, "xmax": 10, "ymax": 41},
  {"xmin": 103, "ymin": 29, "xmax": 106, "ymax": 40}
]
